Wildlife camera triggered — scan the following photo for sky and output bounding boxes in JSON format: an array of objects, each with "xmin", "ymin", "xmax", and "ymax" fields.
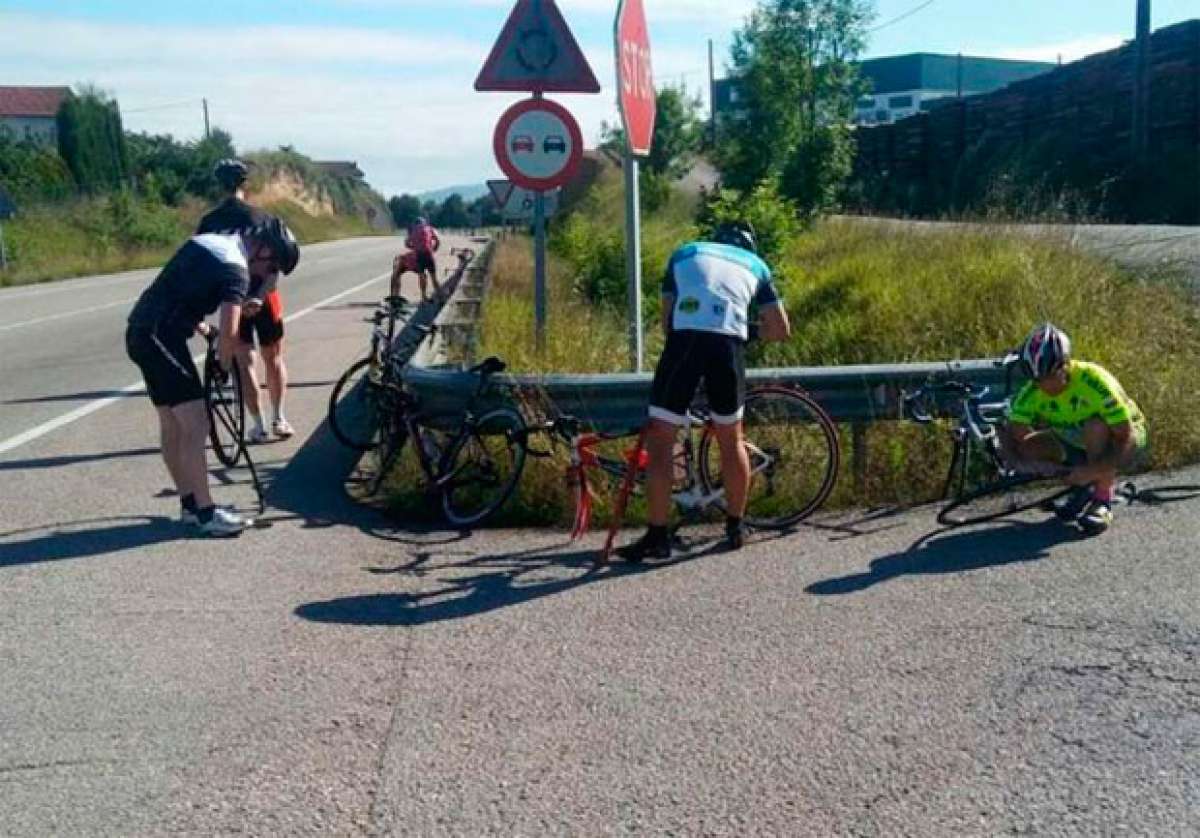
[{"xmin": 2, "ymin": 0, "xmax": 1195, "ymax": 197}]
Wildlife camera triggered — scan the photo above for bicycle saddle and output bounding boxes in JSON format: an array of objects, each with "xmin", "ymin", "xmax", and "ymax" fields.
[{"xmin": 469, "ymin": 356, "xmax": 506, "ymax": 377}]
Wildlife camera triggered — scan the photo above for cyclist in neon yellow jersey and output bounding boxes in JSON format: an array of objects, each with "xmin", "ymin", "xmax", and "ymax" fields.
[{"xmin": 1006, "ymin": 323, "xmax": 1148, "ymax": 535}]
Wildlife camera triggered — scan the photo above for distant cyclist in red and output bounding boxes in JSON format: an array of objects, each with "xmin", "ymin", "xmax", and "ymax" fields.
[{"xmin": 405, "ymin": 216, "xmax": 441, "ymax": 302}]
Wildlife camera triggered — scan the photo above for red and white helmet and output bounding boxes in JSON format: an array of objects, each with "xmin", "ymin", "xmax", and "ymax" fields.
[{"xmin": 1020, "ymin": 322, "xmax": 1071, "ymax": 378}]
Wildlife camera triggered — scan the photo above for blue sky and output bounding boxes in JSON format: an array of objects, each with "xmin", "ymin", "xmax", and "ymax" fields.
[{"xmin": 3, "ymin": 0, "xmax": 1194, "ymax": 196}]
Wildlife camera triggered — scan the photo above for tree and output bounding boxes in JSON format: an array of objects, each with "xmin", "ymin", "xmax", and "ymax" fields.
[
  {"xmin": 645, "ymin": 84, "xmax": 704, "ymax": 179},
  {"xmin": 716, "ymin": 0, "xmax": 872, "ymax": 216},
  {"xmin": 56, "ymin": 86, "xmax": 129, "ymax": 194},
  {"xmin": 468, "ymin": 193, "xmax": 503, "ymax": 226},
  {"xmin": 433, "ymin": 193, "xmax": 470, "ymax": 228},
  {"xmin": 388, "ymin": 193, "xmax": 422, "ymax": 228}
]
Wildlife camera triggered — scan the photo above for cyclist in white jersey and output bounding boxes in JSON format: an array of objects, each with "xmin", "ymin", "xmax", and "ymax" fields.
[{"xmin": 617, "ymin": 222, "xmax": 792, "ymax": 561}]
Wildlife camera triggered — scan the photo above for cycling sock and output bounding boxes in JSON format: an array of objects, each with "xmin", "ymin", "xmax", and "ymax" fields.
[
  {"xmin": 646, "ymin": 524, "xmax": 670, "ymax": 544},
  {"xmin": 181, "ymin": 494, "xmax": 198, "ymax": 514},
  {"xmin": 196, "ymin": 506, "xmax": 216, "ymax": 525},
  {"xmin": 725, "ymin": 515, "xmax": 744, "ymax": 533}
]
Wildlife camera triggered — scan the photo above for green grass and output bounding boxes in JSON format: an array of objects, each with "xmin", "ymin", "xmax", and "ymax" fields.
[
  {"xmin": 0, "ymin": 195, "xmax": 383, "ymax": 288},
  {"xmin": 386, "ymin": 190, "xmax": 1200, "ymax": 527}
]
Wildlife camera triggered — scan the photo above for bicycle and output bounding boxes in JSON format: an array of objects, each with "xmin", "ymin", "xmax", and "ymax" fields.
[
  {"xmin": 544, "ymin": 385, "xmax": 840, "ymax": 560},
  {"xmin": 369, "ymin": 355, "xmax": 531, "ymax": 527},
  {"xmin": 201, "ymin": 328, "xmax": 264, "ymax": 513},
  {"xmin": 903, "ymin": 376, "xmax": 1072, "ymax": 527},
  {"xmin": 327, "ymin": 295, "xmax": 417, "ymax": 451}
]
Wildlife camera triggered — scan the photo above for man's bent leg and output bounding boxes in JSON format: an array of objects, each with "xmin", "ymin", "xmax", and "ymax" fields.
[
  {"xmin": 643, "ymin": 419, "xmax": 678, "ymax": 527},
  {"xmin": 171, "ymin": 399, "xmax": 214, "ymax": 509},
  {"xmin": 711, "ymin": 420, "xmax": 750, "ymax": 517},
  {"xmin": 157, "ymin": 406, "xmax": 187, "ymax": 492},
  {"xmin": 1082, "ymin": 417, "xmax": 1118, "ymax": 496}
]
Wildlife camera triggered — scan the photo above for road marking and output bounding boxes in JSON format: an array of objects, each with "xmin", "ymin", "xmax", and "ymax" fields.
[
  {"xmin": 0, "ymin": 298, "xmax": 137, "ymax": 334},
  {"xmin": 0, "ymin": 270, "xmax": 391, "ymax": 456},
  {"xmin": 0, "ymin": 270, "xmax": 151, "ymax": 301}
]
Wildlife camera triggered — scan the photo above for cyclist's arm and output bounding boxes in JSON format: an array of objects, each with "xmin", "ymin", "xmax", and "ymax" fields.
[
  {"xmin": 217, "ymin": 302, "xmax": 241, "ymax": 370},
  {"xmin": 660, "ymin": 294, "xmax": 674, "ymax": 336},
  {"xmin": 759, "ymin": 303, "xmax": 790, "ymax": 342}
]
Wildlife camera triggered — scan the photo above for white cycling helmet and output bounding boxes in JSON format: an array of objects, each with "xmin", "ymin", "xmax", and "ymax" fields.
[{"xmin": 1019, "ymin": 322, "xmax": 1071, "ymax": 378}]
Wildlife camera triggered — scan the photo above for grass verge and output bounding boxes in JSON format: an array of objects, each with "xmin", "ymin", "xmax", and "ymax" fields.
[{"xmin": 387, "ymin": 212, "xmax": 1200, "ymax": 530}]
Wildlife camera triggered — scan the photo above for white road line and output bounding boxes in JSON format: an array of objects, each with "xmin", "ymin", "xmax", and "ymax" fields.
[
  {"xmin": 0, "ymin": 298, "xmax": 137, "ymax": 334},
  {"xmin": 0, "ymin": 270, "xmax": 151, "ymax": 301},
  {"xmin": 0, "ymin": 270, "xmax": 391, "ymax": 456}
]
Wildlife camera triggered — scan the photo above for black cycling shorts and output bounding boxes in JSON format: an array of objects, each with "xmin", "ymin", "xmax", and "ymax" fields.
[
  {"xmin": 416, "ymin": 250, "xmax": 436, "ymax": 273},
  {"xmin": 126, "ymin": 326, "xmax": 203, "ymax": 408},
  {"xmin": 237, "ymin": 307, "xmax": 285, "ymax": 348},
  {"xmin": 649, "ymin": 330, "xmax": 746, "ymax": 426}
]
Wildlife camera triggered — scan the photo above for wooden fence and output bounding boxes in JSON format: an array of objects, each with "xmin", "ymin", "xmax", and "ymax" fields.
[{"xmin": 849, "ymin": 20, "xmax": 1200, "ymax": 223}]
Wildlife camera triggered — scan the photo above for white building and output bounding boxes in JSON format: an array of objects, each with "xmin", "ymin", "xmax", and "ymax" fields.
[{"xmin": 0, "ymin": 86, "xmax": 71, "ymax": 146}]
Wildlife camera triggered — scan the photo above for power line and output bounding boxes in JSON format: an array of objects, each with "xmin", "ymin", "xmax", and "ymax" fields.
[
  {"xmin": 122, "ymin": 99, "xmax": 203, "ymax": 114},
  {"xmin": 869, "ymin": 0, "xmax": 936, "ymax": 33}
]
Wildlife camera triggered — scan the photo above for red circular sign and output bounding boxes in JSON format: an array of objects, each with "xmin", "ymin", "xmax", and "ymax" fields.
[
  {"xmin": 492, "ymin": 98, "xmax": 584, "ymax": 191},
  {"xmin": 615, "ymin": 0, "xmax": 655, "ymax": 156}
]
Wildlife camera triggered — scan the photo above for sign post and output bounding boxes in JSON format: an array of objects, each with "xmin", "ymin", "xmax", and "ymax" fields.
[
  {"xmin": 615, "ymin": 0, "xmax": 656, "ymax": 372},
  {"xmin": 476, "ymin": 0, "xmax": 600, "ymax": 352}
]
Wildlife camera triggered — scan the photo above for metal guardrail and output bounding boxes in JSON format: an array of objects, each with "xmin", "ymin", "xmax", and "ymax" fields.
[{"xmin": 405, "ymin": 356, "xmax": 1026, "ymax": 433}]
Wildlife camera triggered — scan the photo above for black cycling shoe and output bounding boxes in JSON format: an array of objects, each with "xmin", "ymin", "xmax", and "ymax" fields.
[
  {"xmin": 724, "ymin": 522, "xmax": 747, "ymax": 551},
  {"xmin": 1054, "ymin": 485, "xmax": 1094, "ymax": 522},
  {"xmin": 615, "ymin": 531, "xmax": 672, "ymax": 563}
]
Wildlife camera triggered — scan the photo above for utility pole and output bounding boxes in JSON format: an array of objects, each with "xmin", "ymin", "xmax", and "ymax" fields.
[
  {"xmin": 1132, "ymin": 0, "xmax": 1151, "ymax": 165},
  {"xmin": 203, "ymin": 98, "xmax": 211, "ymax": 140},
  {"xmin": 708, "ymin": 39, "xmax": 716, "ymax": 147}
]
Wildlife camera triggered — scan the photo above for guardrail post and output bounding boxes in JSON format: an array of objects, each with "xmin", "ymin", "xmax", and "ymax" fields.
[{"xmin": 852, "ymin": 422, "xmax": 869, "ymax": 492}]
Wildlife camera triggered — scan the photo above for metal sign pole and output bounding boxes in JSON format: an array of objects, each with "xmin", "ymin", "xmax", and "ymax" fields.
[
  {"xmin": 624, "ymin": 152, "xmax": 644, "ymax": 371},
  {"xmin": 534, "ymin": 189, "xmax": 547, "ymax": 353},
  {"xmin": 0, "ymin": 223, "xmax": 7, "ymax": 270}
]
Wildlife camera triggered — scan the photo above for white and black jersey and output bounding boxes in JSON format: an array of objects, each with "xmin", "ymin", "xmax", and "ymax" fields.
[{"xmin": 127, "ymin": 234, "xmax": 250, "ymax": 339}]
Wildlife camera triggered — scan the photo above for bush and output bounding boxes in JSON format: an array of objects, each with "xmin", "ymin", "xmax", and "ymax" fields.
[
  {"xmin": 0, "ymin": 136, "xmax": 74, "ymax": 204},
  {"xmin": 696, "ymin": 179, "xmax": 803, "ymax": 263}
]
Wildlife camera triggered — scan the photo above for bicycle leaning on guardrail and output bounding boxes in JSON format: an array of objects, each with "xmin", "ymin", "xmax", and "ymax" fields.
[
  {"xmin": 903, "ymin": 374, "xmax": 1072, "ymax": 527},
  {"xmin": 367, "ymin": 355, "xmax": 531, "ymax": 527},
  {"xmin": 201, "ymin": 328, "xmax": 264, "ymax": 514},
  {"xmin": 541, "ymin": 384, "xmax": 840, "ymax": 561},
  {"xmin": 326, "ymin": 295, "xmax": 418, "ymax": 451}
]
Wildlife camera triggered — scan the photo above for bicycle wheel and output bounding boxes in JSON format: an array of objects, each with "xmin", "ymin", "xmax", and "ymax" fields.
[
  {"xmin": 204, "ymin": 350, "xmax": 245, "ymax": 468},
  {"xmin": 937, "ymin": 473, "xmax": 1073, "ymax": 527},
  {"xmin": 698, "ymin": 386, "xmax": 840, "ymax": 529},
  {"xmin": 328, "ymin": 357, "xmax": 387, "ymax": 451},
  {"xmin": 439, "ymin": 408, "xmax": 527, "ymax": 527},
  {"xmin": 369, "ymin": 410, "xmax": 408, "ymax": 496}
]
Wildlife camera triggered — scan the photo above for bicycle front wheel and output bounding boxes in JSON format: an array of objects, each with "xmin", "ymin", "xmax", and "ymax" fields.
[
  {"xmin": 328, "ymin": 357, "xmax": 385, "ymax": 451},
  {"xmin": 937, "ymin": 474, "xmax": 1072, "ymax": 527},
  {"xmin": 204, "ymin": 350, "xmax": 245, "ymax": 468},
  {"xmin": 439, "ymin": 408, "xmax": 528, "ymax": 527},
  {"xmin": 699, "ymin": 386, "xmax": 840, "ymax": 529}
]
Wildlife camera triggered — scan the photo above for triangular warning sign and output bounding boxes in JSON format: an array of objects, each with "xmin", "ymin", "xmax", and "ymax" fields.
[
  {"xmin": 474, "ymin": 0, "xmax": 601, "ymax": 93},
  {"xmin": 487, "ymin": 179, "xmax": 515, "ymax": 207}
]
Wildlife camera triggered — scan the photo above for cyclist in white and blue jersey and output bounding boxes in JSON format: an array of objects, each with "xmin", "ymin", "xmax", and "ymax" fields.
[{"xmin": 617, "ymin": 222, "xmax": 792, "ymax": 562}]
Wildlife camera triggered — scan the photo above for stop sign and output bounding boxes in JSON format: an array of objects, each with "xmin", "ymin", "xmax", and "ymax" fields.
[{"xmin": 615, "ymin": 0, "xmax": 655, "ymax": 157}]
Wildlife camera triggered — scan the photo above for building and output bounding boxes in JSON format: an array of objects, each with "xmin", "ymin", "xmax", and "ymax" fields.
[
  {"xmin": 0, "ymin": 86, "xmax": 71, "ymax": 146},
  {"xmin": 713, "ymin": 54, "xmax": 1054, "ymax": 126},
  {"xmin": 854, "ymin": 54, "xmax": 1054, "ymax": 125}
]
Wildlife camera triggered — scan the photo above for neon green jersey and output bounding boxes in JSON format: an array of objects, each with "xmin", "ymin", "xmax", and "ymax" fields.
[{"xmin": 1008, "ymin": 360, "xmax": 1145, "ymax": 431}]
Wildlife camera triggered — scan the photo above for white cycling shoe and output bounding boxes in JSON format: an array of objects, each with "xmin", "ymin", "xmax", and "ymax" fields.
[
  {"xmin": 192, "ymin": 507, "xmax": 251, "ymax": 537},
  {"xmin": 272, "ymin": 418, "xmax": 295, "ymax": 439}
]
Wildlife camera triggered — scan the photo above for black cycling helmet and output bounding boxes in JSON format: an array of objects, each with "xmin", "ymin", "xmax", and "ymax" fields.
[
  {"xmin": 249, "ymin": 216, "xmax": 300, "ymax": 276},
  {"xmin": 711, "ymin": 221, "xmax": 758, "ymax": 254},
  {"xmin": 214, "ymin": 158, "xmax": 249, "ymax": 191}
]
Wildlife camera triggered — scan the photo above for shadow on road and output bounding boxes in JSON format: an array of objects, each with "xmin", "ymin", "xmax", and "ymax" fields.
[
  {"xmin": 0, "ymin": 515, "xmax": 181, "ymax": 568},
  {"xmin": 805, "ymin": 519, "xmax": 1082, "ymax": 596},
  {"xmin": 294, "ymin": 540, "xmax": 705, "ymax": 627},
  {"xmin": 0, "ymin": 447, "xmax": 159, "ymax": 472}
]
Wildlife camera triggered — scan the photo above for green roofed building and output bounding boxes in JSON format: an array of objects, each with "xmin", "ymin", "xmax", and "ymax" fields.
[{"xmin": 713, "ymin": 53, "xmax": 1055, "ymax": 126}]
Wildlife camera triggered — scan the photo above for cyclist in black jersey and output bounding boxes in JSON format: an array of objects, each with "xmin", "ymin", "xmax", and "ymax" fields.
[
  {"xmin": 198, "ymin": 159, "xmax": 294, "ymax": 442},
  {"xmin": 617, "ymin": 222, "xmax": 792, "ymax": 561},
  {"xmin": 125, "ymin": 216, "xmax": 299, "ymax": 536}
]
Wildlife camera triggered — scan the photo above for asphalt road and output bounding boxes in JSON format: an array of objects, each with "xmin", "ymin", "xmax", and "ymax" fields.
[{"xmin": 1, "ymin": 236, "xmax": 1198, "ymax": 835}]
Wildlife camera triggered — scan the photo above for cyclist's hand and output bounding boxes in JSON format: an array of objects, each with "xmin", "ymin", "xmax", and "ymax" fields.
[
  {"xmin": 244, "ymin": 298, "xmax": 263, "ymax": 317},
  {"xmin": 747, "ymin": 322, "xmax": 761, "ymax": 342},
  {"xmin": 196, "ymin": 321, "xmax": 214, "ymax": 339}
]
